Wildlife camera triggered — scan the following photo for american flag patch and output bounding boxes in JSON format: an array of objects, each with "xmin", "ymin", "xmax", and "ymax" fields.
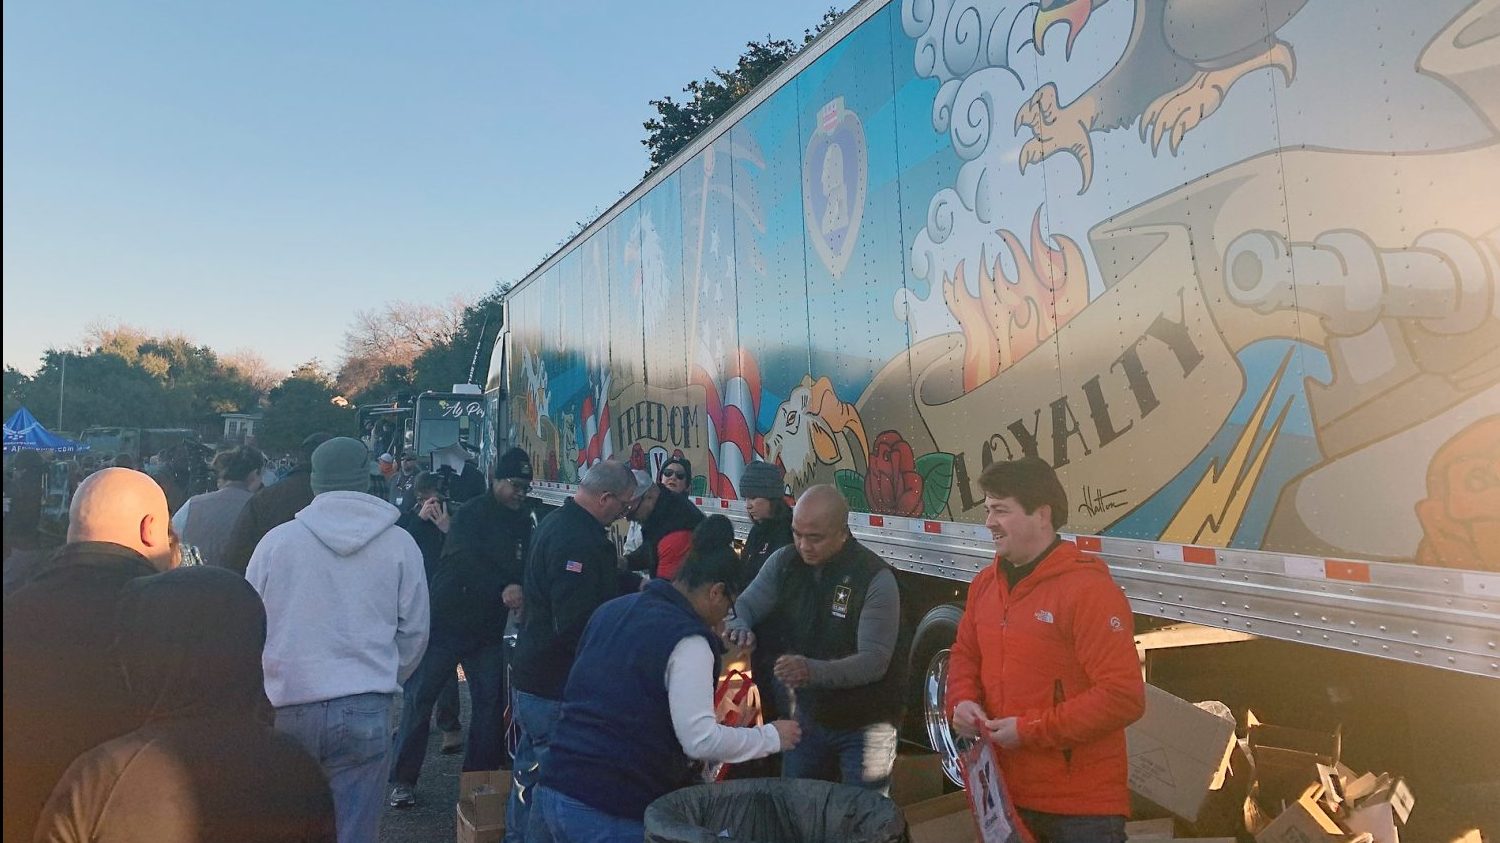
[{"xmin": 565, "ymin": 560, "xmax": 583, "ymax": 573}]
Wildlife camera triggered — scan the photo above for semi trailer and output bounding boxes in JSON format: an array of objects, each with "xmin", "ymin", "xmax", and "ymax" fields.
[{"xmin": 487, "ymin": 0, "xmax": 1499, "ymax": 832}]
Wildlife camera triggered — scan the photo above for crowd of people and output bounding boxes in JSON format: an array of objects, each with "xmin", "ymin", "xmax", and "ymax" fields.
[{"xmin": 3, "ymin": 428, "xmax": 1144, "ymax": 843}]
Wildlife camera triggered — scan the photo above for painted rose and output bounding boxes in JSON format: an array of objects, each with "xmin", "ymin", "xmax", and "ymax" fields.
[{"xmin": 865, "ymin": 430, "xmax": 923, "ymax": 516}]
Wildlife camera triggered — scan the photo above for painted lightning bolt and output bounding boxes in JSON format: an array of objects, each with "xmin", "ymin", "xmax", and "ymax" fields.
[{"xmin": 1160, "ymin": 348, "xmax": 1297, "ymax": 547}]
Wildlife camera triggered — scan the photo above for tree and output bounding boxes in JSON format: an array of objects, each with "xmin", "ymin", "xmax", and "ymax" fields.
[
  {"xmin": 3, "ymin": 324, "xmax": 271, "ymax": 437},
  {"xmin": 257, "ymin": 362, "xmax": 357, "ymax": 454},
  {"xmin": 3, "ymin": 367, "xmax": 30, "ymax": 421},
  {"xmin": 409, "ymin": 288, "xmax": 505, "ymax": 394},
  {"xmin": 642, "ymin": 8, "xmax": 843, "ymax": 174},
  {"xmin": 20, "ymin": 350, "xmax": 181, "ymax": 431},
  {"xmin": 222, "ymin": 349, "xmax": 284, "ymax": 395},
  {"xmin": 337, "ymin": 295, "xmax": 472, "ymax": 399}
]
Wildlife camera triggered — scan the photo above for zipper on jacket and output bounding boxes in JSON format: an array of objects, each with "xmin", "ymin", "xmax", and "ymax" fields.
[{"xmin": 1054, "ymin": 679, "xmax": 1073, "ymax": 773}]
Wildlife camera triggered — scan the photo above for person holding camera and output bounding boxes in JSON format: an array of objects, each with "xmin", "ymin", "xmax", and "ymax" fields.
[
  {"xmin": 395, "ymin": 473, "xmax": 451, "ymax": 565},
  {"xmin": 392, "ymin": 473, "xmax": 466, "ymax": 759},
  {"xmin": 387, "ymin": 448, "xmax": 535, "ymax": 809}
]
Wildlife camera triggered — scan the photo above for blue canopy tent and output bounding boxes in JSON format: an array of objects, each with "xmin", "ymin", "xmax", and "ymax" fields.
[{"xmin": 4, "ymin": 407, "xmax": 90, "ymax": 454}]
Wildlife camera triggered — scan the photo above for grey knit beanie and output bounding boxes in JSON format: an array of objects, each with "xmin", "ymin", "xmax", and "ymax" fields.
[
  {"xmin": 738, "ymin": 461, "xmax": 786, "ymax": 500},
  {"xmin": 310, "ymin": 437, "xmax": 372, "ymax": 495}
]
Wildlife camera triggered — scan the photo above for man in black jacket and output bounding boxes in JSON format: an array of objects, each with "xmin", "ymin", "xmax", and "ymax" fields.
[
  {"xmin": 388, "ymin": 448, "xmax": 535, "ymax": 808},
  {"xmin": 2, "ymin": 467, "xmax": 180, "ymax": 841},
  {"xmin": 218, "ymin": 432, "xmax": 332, "ymax": 575},
  {"xmin": 394, "ymin": 471, "xmax": 464, "ymax": 752},
  {"xmin": 505, "ymin": 458, "xmax": 648, "ymax": 843}
]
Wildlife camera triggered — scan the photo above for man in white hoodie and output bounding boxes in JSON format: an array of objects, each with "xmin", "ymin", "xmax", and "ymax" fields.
[{"xmin": 247, "ymin": 436, "xmax": 430, "ymax": 843}]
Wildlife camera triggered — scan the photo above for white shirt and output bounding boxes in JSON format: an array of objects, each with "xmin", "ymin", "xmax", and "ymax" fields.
[{"xmin": 664, "ymin": 635, "xmax": 781, "ymax": 762}]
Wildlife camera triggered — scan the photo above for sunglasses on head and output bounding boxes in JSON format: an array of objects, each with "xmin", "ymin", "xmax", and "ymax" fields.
[{"xmin": 661, "ymin": 469, "xmax": 686, "ymax": 480}]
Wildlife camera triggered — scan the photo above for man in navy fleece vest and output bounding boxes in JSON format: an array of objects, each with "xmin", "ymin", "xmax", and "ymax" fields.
[{"xmin": 531, "ymin": 516, "xmax": 800, "ymax": 841}]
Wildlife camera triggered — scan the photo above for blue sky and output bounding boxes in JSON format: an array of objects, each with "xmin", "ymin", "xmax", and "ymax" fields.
[{"xmin": 2, "ymin": 1, "xmax": 836, "ymax": 375}]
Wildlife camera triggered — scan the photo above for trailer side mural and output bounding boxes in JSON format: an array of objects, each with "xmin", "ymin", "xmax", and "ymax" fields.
[{"xmin": 505, "ymin": 0, "xmax": 1498, "ymax": 572}]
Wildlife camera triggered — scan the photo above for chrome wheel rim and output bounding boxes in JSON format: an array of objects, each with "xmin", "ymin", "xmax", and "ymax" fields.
[{"xmin": 922, "ymin": 648, "xmax": 965, "ymax": 787}]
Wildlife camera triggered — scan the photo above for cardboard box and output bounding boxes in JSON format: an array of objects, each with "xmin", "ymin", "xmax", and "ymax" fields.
[
  {"xmin": 905, "ymin": 791, "xmax": 976, "ymax": 843},
  {"xmin": 1126, "ymin": 685, "xmax": 1237, "ymax": 821},
  {"xmin": 1343, "ymin": 776, "xmax": 1414, "ymax": 843},
  {"xmin": 1254, "ymin": 787, "xmax": 1346, "ymax": 843},
  {"xmin": 1125, "ymin": 817, "xmax": 1176, "ymax": 839},
  {"xmin": 460, "ymin": 770, "xmax": 508, "ymax": 800},
  {"xmin": 889, "ymin": 751, "xmax": 946, "ymax": 807},
  {"xmin": 456, "ymin": 798, "xmax": 504, "ymax": 843},
  {"xmin": 456, "ymin": 770, "xmax": 508, "ymax": 843},
  {"xmin": 1247, "ymin": 713, "xmax": 1341, "ymax": 810}
]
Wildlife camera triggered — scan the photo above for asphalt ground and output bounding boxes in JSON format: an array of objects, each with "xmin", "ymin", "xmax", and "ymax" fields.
[{"xmin": 379, "ymin": 680, "xmax": 475, "ymax": 843}]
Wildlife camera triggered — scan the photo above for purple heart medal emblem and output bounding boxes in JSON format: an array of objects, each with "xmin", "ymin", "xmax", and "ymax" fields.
[{"xmin": 803, "ymin": 97, "xmax": 867, "ymax": 279}]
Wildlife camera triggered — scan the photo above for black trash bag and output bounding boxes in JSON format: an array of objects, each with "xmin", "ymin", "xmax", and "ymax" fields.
[{"xmin": 644, "ymin": 779, "xmax": 909, "ymax": 843}]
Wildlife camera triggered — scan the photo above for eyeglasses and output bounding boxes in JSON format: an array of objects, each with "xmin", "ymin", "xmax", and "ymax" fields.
[{"xmin": 660, "ymin": 469, "xmax": 686, "ymax": 480}]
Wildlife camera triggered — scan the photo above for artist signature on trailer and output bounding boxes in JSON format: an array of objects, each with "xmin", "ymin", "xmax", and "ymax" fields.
[{"xmin": 1078, "ymin": 485, "xmax": 1129, "ymax": 518}]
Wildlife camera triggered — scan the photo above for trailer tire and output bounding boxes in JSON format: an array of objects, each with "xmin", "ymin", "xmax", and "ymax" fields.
[{"xmin": 908, "ymin": 603, "xmax": 964, "ymax": 787}]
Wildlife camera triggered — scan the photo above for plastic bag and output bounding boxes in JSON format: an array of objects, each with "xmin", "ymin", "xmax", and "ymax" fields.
[
  {"xmin": 644, "ymin": 779, "xmax": 908, "ymax": 843},
  {"xmin": 705, "ymin": 669, "xmax": 763, "ymax": 782}
]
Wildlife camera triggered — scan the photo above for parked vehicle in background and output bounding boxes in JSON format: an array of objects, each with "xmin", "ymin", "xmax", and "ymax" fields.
[
  {"xmin": 78, "ymin": 427, "xmax": 199, "ymax": 467},
  {"xmin": 357, "ymin": 386, "xmax": 488, "ymax": 467}
]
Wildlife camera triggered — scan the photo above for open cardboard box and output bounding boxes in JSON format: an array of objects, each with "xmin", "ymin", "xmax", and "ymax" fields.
[
  {"xmin": 455, "ymin": 770, "xmax": 509, "ymax": 843},
  {"xmin": 1126, "ymin": 685, "xmax": 1237, "ymax": 821},
  {"xmin": 1254, "ymin": 785, "xmax": 1347, "ymax": 843},
  {"xmin": 1246, "ymin": 712, "xmax": 1341, "ymax": 812},
  {"xmin": 456, "ymin": 799, "xmax": 504, "ymax": 843}
]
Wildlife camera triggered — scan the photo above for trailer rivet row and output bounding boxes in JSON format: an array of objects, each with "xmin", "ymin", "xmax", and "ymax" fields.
[{"xmin": 528, "ymin": 482, "xmax": 1500, "ymax": 677}]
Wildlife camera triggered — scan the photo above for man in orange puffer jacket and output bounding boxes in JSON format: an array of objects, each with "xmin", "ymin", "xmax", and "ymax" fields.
[{"xmin": 947, "ymin": 457, "xmax": 1145, "ymax": 843}]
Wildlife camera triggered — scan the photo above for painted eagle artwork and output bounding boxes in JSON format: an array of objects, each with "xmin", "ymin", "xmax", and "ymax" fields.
[{"xmin": 1016, "ymin": 0, "xmax": 1310, "ymax": 192}]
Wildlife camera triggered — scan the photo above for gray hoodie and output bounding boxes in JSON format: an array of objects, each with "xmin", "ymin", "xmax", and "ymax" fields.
[{"xmin": 247, "ymin": 491, "xmax": 430, "ymax": 708}]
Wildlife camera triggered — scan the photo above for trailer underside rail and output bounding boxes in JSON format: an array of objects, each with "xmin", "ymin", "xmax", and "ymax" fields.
[{"xmin": 529, "ymin": 483, "xmax": 1500, "ymax": 678}]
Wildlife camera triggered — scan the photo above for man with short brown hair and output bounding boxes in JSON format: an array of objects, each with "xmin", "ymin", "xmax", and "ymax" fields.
[{"xmin": 947, "ymin": 456, "xmax": 1144, "ymax": 843}]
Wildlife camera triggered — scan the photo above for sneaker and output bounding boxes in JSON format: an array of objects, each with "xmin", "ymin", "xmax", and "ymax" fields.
[
  {"xmin": 441, "ymin": 730, "xmax": 464, "ymax": 755},
  {"xmin": 388, "ymin": 785, "xmax": 416, "ymax": 809}
]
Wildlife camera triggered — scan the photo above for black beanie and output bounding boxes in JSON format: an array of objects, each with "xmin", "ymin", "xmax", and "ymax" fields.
[{"xmin": 495, "ymin": 448, "xmax": 534, "ymax": 482}]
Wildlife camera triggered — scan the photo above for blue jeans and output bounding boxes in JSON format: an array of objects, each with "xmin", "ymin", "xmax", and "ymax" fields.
[
  {"xmin": 390, "ymin": 632, "xmax": 506, "ymax": 786},
  {"xmin": 506, "ymin": 690, "xmax": 563, "ymax": 843},
  {"xmin": 531, "ymin": 785, "xmax": 645, "ymax": 843},
  {"xmin": 275, "ymin": 692, "xmax": 395, "ymax": 843},
  {"xmin": 780, "ymin": 688, "xmax": 898, "ymax": 794},
  {"xmin": 1016, "ymin": 809, "xmax": 1127, "ymax": 843}
]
